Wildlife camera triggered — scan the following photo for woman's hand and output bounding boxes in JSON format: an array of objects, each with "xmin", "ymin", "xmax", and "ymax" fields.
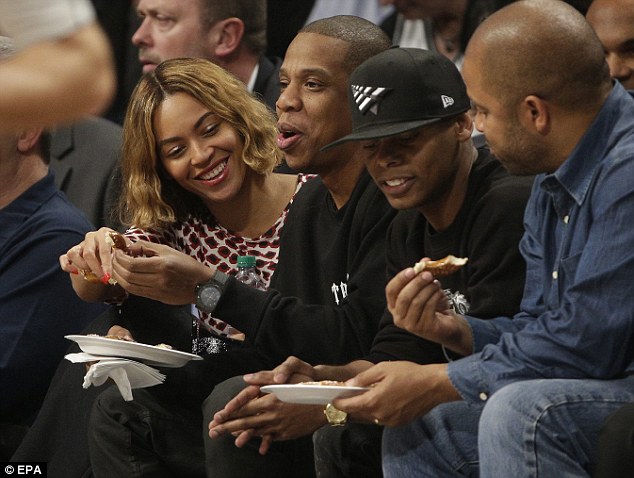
[
  {"xmin": 61, "ymin": 227, "xmax": 129, "ymax": 284},
  {"xmin": 60, "ymin": 228, "xmax": 130, "ymax": 302},
  {"xmin": 110, "ymin": 240, "xmax": 213, "ymax": 305}
]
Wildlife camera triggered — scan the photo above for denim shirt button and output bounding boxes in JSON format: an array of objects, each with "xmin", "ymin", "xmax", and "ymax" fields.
[
  {"xmin": 552, "ymin": 270, "xmax": 558, "ymax": 279},
  {"xmin": 563, "ymin": 215, "xmax": 569, "ymax": 224},
  {"xmin": 479, "ymin": 392, "xmax": 488, "ymax": 401}
]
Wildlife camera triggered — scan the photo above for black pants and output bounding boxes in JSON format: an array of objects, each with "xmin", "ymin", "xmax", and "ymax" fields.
[
  {"xmin": 594, "ymin": 401, "xmax": 634, "ymax": 478},
  {"xmin": 11, "ymin": 296, "xmax": 252, "ymax": 478},
  {"xmin": 88, "ymin": 351, "xmax": 273, "ymax": 477},
  {"xmin": 10, "ymin": 305, "xmax": 125, "ymax": 478},
  {"xmin": 313, "ymin": 421, "xmax": 383, "ymax": 478},
  {"xmin": 89, "ymin": 385, "xmax": 205, "ymax": 478},
  {"xmin": 202, "ymin": 375, "xmax": 316, "ymax": 478}
]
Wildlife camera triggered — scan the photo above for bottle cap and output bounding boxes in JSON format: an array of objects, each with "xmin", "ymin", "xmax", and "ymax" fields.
[{"xmin": 237, "ymin": 255, "xmax": 257, "ymax": 268}]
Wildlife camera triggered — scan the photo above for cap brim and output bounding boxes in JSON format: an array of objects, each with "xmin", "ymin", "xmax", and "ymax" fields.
[{"xmin": 320, "ymin": 117, "xmax": 442, "ymax": 152}]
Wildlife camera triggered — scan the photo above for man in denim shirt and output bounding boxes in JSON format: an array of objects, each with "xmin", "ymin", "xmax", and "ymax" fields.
[{"xmin": 330, "ymin": 1, "xmax": 634, "ymax": 477}]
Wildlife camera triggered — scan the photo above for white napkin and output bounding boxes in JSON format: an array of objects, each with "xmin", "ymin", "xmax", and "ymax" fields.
[{"xmin": 65, "ymin": 352, "xmax": 166, "ymax": 401}]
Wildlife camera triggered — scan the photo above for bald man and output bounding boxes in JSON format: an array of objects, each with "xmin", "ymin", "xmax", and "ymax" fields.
[
  {"xmin": 324, "ymin": 1, "xmax": 634, "ymax": 476},
  {"xmin": 587, "ymin": 0, "xmax": 634, "ymax": 91}
]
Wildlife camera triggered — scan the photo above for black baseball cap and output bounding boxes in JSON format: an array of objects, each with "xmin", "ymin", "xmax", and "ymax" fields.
[{"xmin": 322, "ymin": 47, "xmax": 470, "ymax": 151}]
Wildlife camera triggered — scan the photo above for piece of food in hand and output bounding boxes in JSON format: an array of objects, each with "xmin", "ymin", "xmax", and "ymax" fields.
[
  {"xmin": 413, "ymin": 255, "xmax": 468, "ymax": 277},
  {"xmin": 104, "ymin": 231, "xmax": 128, "ymax": 251},
  {"xmin": 80, "ymin": 231, "xmax": 127, "ymax": 284}
]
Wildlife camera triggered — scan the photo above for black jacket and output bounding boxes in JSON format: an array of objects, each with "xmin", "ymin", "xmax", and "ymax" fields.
[{"xmin": 50, "ymin": 116, "xmax": 123, "ymax": 230}]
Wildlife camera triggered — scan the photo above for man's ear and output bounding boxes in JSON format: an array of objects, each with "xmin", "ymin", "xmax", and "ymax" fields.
[
  {"xmin": 455, "ymin": 112, "xmax": 474, "ymax": 141},
  {"xmin": 520, "ymin": 95, "xmax": 550, "ymax": 135},
  {"xmin": 16, "ymin": 128, "xmax": 43, "ymax": 154},
  {"xmin": 213, "ymin": 18, "xmax": 245, "ymax": 58}
]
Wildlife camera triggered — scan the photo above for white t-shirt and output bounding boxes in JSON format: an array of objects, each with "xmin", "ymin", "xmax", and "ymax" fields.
[{"xmin": 0, "ymin": 0, "xmax": 95, "ymax": 49}]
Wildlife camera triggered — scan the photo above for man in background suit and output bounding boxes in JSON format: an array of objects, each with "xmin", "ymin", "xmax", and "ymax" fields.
[
  {"xmin": 132, "ymin": 0, "xmax": 280, "ymax": 110},
  {"xmin": 132, "ymin": 0, "xmax": 286, "ymax": 170},
  {"xmin": 50, "ymin": 117, "xmax": 123, "ymax": 230}
]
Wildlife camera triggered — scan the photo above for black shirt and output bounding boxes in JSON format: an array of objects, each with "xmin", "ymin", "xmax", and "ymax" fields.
[
  {"xmin": 214, "ymin": 171, "xmax": 397, "ymax": 366},
  {"xmin": 368, "ymin": 149, "xmax": 534, "ymax": 363}
]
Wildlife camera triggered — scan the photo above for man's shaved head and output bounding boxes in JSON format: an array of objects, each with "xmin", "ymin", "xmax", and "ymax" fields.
[{"xmin": 467, "ymin": 0, "xmax": 610, "ymax": 111}]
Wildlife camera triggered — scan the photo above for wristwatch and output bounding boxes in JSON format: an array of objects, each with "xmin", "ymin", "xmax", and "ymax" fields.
[
  {"xmin": 195, "ymin": 270, "xmax": 229, "ymax": 314},
  {"xmin": 324, "ymin": 403, "xmax": 348, "ymax": 426}
]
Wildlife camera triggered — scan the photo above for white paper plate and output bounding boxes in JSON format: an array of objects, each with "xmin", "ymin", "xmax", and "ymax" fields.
[
  {"xmin": 260, "ymin": 384, "xmax": 369, "ymax": 405},
  {"xmin": 65, "ymin": 335, "xmax": 202, "ymax": 368}
]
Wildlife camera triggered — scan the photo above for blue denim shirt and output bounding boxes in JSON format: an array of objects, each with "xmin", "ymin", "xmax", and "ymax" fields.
[{"xmin": 448, "ymin": 83, "xmax": 634, "ymax": 403}]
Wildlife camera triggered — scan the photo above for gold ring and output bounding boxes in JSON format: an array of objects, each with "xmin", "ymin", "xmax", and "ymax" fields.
[
  {"xmin": 80, "ymin": 269, "xmax": 101, "ymax": 283},
  {"xmin": 374, "ymin": 418, "xmax": 380, "ymax": 426},
  {"xmin": 79, "ymin": 268, "xmax": 118, "ymax": 285}
]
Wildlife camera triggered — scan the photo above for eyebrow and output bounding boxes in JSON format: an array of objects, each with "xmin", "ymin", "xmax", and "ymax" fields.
[
  {"xmin": 279, "ymin": 66, "xmax": 332, "ymax": 79},
  {"xmin": 157, "ymin": 112, "xmax": 216, "ymax": 147}
]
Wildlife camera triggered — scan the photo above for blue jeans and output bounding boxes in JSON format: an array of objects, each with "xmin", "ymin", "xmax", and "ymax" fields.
[{"xmin": 382, "ymin": 376, "xmax": 634, "ymax": 478}]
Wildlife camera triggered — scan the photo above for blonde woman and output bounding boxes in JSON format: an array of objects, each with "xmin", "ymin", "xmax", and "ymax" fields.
[{"xmin": 61, "ymin": 57, "xmax": 308, "ymax": 344}]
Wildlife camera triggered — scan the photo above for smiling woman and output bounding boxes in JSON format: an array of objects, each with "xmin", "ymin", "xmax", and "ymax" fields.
[
  {"xmin": 154, "ymin": 93, "xmax": 251, "ymax": 209},
  {"xmin": 60, "ymin": 58, "xmax": 309, "ymax": 341}
]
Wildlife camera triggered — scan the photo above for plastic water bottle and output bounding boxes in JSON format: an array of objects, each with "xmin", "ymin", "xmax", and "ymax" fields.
[{"xmin": 235, "ymin": 255, "xmax": 266, "ymax": 290}]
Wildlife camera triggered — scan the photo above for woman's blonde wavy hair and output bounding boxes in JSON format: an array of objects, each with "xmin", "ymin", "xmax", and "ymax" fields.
[{"xmin": 118, "ymin": 57, "xmax": 282, "ymax": 229}]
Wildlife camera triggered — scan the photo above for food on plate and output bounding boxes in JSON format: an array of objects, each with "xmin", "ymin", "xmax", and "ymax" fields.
[
  {"xmin": 87, "ymin": 333, "xmax": 135, "ymax": 342},
  {"xmin": 104, "ymin": 334, "xmax": 136, "ymax": 342},
  {"xmin": 413, "ymin": 255, "xmax": 468, "ymax": 277},
  {"xmin": 154, "ymin": 343, "xmax": 173, "ymax": 350},
  {"xmin": 301, "ymin": 380, "xmax": 347, "ymax": 386}
]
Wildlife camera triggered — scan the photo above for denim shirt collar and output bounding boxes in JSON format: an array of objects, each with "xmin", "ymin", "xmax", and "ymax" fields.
[{"xmin": 540, "ymin": 83, "xmax": 628, "ymax": 217}]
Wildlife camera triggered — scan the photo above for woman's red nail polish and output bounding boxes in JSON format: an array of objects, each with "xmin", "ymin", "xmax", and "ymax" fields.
[
  {"xmin": 101, "ymin": 273, "xmax": 111, "ymax": 284},
  {"xmin": 70, "ymin": 268, "xmax": 79, "ymax": 275}
]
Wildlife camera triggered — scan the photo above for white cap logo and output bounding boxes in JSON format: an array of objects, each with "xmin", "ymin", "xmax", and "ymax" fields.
[
  {"xmin": 441, "ymin": 95, "xmax": 455, "ymax": 108},
  {"xmin": 351, "ymin": 85, "xmax": 391, "ymax": 115}
]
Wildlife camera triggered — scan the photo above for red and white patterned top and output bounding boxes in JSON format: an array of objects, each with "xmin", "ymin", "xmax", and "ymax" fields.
[{"xmin": 124, "ymin": 174, "xmax": 312, "ymax": 337}]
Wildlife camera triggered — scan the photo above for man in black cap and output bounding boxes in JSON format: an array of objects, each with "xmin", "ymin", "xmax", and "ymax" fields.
[{"xmin": 208, "ymin": 47, "xmax": 533, "ymax": 477}]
